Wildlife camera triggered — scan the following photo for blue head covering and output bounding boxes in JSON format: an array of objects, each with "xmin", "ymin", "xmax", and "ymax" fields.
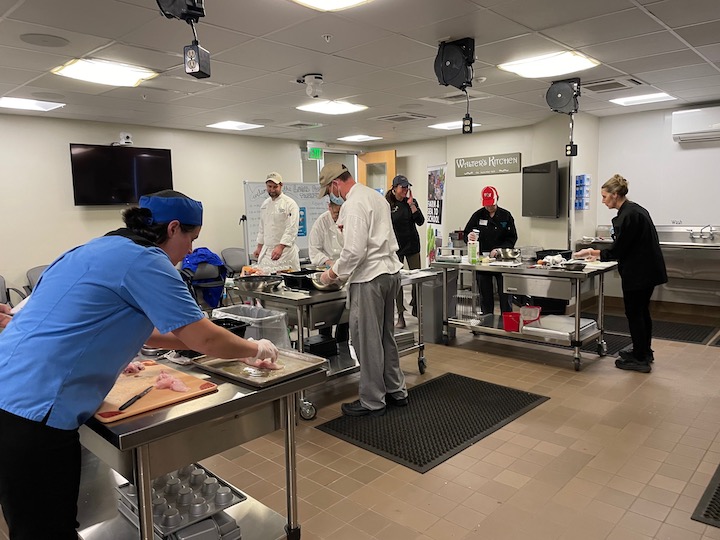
[{"xmin": 139, "ymin": 194, "xmax": 203, "ymax": 226}]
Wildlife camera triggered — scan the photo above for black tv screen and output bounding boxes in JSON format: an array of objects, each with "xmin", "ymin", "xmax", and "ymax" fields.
[
  {"xmin": 521, "ymin": 160, "xmax": 560, "ymax": 218},
  {"xmin": 70, "ymin": 144, "xmax": 173, "ymax": 206}
]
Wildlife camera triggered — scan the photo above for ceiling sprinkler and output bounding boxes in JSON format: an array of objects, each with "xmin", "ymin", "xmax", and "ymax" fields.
[{"xmin": 297, "ymin": 73, "xmax": 324, "ymax": 98}]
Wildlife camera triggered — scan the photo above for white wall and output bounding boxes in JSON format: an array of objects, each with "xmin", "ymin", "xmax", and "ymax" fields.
[{"xmin": 1, "ymin": 114, "xmax": 303, "ymax": 290}]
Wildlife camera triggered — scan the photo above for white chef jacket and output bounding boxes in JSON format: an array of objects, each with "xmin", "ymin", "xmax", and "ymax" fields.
[
  {"xmin": 308, "ymin": 210, "xmax": 344, "ymax": 267},
  {"xmin": 256, "ymin": 192, "xmax": 300, "ymax": 272},
  {"xmin": 332, "ymin": 183, "xmax": 402, "ymax": 284}
]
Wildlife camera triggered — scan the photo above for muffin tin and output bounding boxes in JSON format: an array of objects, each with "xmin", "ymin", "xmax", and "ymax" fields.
[{"xmin": 117, "ymin": 463, "xmax": 245, "ymax": 537}]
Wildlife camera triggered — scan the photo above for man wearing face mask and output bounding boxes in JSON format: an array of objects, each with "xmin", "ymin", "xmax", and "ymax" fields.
[{"xmin": 317, "ymin": 163, "xmax": 407, "ymax": 417}]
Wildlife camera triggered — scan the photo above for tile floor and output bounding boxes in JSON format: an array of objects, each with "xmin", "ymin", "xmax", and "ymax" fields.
[{"xmin": 3, "ymin": 310, "xmax": 720, "ymax": 540}]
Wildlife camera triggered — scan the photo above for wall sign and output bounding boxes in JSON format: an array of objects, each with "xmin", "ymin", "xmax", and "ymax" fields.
[{"xmin": 454, "ymin": 152, "xmax": 521, "ymax": 176}]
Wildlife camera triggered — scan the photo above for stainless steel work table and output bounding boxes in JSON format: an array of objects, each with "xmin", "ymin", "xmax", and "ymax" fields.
[
  {"xmin": 231, "ymin": 270, "xmax": 441, "ymax": 418},
  {"xmin": 430, "ymin": 261, "xmax": 618, "ymax": 370},
  {"xmin": 79, "ymin": 361, "xmax": 327, "ymax": 540}
]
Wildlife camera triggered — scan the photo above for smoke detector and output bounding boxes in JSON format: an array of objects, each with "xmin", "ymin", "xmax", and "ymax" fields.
[{"xmin": 297, "ymin": 73, "xmax": 324, "ymax": 98}]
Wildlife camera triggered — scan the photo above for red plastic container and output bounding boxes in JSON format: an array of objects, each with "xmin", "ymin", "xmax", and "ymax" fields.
[{"xmin": 502, "ymin": 312, "xmax": 522, "ymax": 332}]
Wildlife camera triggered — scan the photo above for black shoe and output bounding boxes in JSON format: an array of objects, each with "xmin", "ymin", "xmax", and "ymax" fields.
[
  {"xmin": 615, "ymin": 358, "xmax": 651, "ymax": 373},
  {"xmin": 341, "ymin": 400, "xmax": 386, "ymax": 417},
  {"xmin": 619, "ymin": 349, "xmax": 655, "ymax": 363},
  {"xmin": 385, "ymin": 393, "xmax": 408, "ymax": 407}
]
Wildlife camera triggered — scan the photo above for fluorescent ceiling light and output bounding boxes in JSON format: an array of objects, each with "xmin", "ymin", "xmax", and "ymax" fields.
[
  {"xmin": 609, "ymin": 93, "xmax": 676, "ymax": 106},
  {"xmin": 206, "ymin": 121, "xmax": 264, "ymax": 131},
  {"xmin": 52, "ymin": 58, "xmax": 158, "ymax": 87},
  {"xmin": 429, "ymin": 120, "xmax": 481, "ymax": 131},
  {"xmin": 338, "ymin": 135, "xmax": 383, "ymax": 142},
  {"xmin": 296, "ymin": 100, "xmax": 367, "ymax": 115},
  {"xmin": 0, "ymin": 97, "xmax": 65, "ymax": 111},
  {"xmin": 290, "ymin": 0, "xmax": 374, "ymax": 11},
  {"xmin": 498, "ymin": 51, "xmax": 599, "ymax": 78}
]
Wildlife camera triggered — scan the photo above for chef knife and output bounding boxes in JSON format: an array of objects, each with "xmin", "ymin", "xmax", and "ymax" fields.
[{"xmin": 118, "ymin": 385, "xmax": 154, "ymax": 411}]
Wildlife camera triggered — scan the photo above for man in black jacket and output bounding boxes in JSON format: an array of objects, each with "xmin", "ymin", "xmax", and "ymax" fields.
[
  {"xmin": 463, "ymin": 186, "xmax": 518, "ymax": 315},
  {"xmin": 386, "ymin": 175, "xmax": 425, "ymax": 328}
]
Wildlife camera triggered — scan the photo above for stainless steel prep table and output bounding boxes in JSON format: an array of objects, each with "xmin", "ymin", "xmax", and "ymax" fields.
[
  {"xmin": 430, "ymin": 261, "xmax": 618, "ymax": 370},
  {"xmin": 79, "ymin": 360, "xmax": 327, "ymax": 540},
  {"xmin": 232, "ymin": 270, "xmax": 441, "ymax": 418}
]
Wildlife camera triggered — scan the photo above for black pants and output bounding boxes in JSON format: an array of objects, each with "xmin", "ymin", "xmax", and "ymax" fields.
[
  {"xmin": 319, "ymin": 322, "xmax": 350, "ymax": 342},
  {"xmin": 396, "ymin": 252, "xmax": 421, "ymax": 315},
  {"xmin": 0, "ymin": 408, "xmax": 81, "ymax": 540},
  {"xmin": 623, "ymin": 285, "xmax": 655, "ymax": 359},
  {"xmin": 477, "ymin": 273, "xmax": 512, "ymax": 315}
]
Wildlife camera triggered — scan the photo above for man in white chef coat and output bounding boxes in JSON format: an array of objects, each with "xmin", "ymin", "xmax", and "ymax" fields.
[{"xmin": 252, "ymin": 172, "xmax": 301, "ymax": 272}]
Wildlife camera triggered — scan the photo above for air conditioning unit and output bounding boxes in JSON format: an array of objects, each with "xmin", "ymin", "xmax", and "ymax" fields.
[{"xmin": 671, "ymin": 107, "xmax": 720, "ymax": 142}]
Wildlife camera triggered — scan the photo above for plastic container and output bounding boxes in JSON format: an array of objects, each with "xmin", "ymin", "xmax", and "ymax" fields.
[
  {"xmin": 212, "ymin": 305, "xmax": 292, "ymax": 349},
  {"xmin": 502, "ymin": 312, "xmax": 522, "ymax": 332},
  {"xmin": 520, "ymin": 306, "xmax": 542, "ymax": 324},
  {"xmin": 468, "ymin": 229, "xmax": 480, "ymax": 264}
]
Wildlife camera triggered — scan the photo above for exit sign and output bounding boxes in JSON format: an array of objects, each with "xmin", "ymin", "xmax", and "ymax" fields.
[{"xmin": 308, "ymin": 147, "xmax": 323, "ymax": 160}]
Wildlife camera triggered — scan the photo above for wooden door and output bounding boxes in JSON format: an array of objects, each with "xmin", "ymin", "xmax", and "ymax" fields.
[{"xmin": 357, "ymin": 150, "xmax": 396, "ymax": 193}]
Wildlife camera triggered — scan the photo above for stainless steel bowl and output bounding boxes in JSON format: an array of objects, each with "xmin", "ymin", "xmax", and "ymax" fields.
[
  {"xmin": 309, "ymin": 272, "xmax": 342, "ymax": 291},
  {"xmin": 496, "ymin": 248, "xmax": 521, "ymax": 260},
  {"xmin": 233, "ymin": 275, "xmax": 283, "ymax": 292}
]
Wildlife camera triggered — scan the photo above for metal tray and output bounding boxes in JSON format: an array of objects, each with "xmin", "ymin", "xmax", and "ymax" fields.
[{"xmin": 191, "ymin": 348, "xmax": 327, "ymax": 388}]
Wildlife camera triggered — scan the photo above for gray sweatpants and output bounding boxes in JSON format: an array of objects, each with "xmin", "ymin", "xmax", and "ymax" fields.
[{"xmin": 349, "ymin": 272, "xmax": 407, "ymax": 410}]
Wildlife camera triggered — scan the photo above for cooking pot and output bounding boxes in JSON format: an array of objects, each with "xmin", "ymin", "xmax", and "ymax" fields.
[
  {"xmin": 495, "ymin": 248, "xmax": 521, "ymax": 260},
  {"xmin": 233, "ymin": 275, "xmax": 283, "ymax": 292}
]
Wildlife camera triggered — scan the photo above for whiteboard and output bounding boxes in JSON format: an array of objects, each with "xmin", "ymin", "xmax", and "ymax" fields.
[{"xmin": 243, "ymin": 181, "xmax": 329, "ymax": 253}]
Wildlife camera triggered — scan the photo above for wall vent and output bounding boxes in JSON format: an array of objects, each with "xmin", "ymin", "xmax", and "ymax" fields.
[
  {"xmin": 371, "ymin": 112, "xmax": 436, "ymax": 122},
  {"xmin": 582, "ymin": 77, "xmax": 644, "ymax": 93},
  {"xmin": 278, "ymin": 121, "xmax": 324, "ymax": 129},
  {"xmin": 420, "ymin": 88, "xmax": 492, "ymax": 105}
]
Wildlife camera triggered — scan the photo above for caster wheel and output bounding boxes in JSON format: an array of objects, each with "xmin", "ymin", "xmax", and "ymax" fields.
[
  {"xmin": 418, "ymin": 358, "xmax": 426, "ymax": 374},
  {"xmin": 574, "ymin": 359, "xmax": 581, "ymax": 371},
  {"xmin": 442, "ymin": 335, "xmax": 450, "ymax": 346},
  {"xmin": 299, "ymin": 404, "xmax": 316, "ymax": 421},
  {"xmin": 597, "ymin": 342, "xmax": 607, "ymax": 356}
]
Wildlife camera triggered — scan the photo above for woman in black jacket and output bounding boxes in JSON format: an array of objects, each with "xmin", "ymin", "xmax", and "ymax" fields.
[
  {"xmin": 386, "ymin": 175, "xmax": 425, "ymax": 328},
  {"xmin": 574, "ymin": 174, "xmax": 667, "ymax": 373}
]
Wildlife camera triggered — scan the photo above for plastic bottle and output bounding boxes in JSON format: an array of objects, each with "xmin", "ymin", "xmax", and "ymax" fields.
[{"xmin": 468, "ymin": 229, "xmax": 480, "ymax": 264}]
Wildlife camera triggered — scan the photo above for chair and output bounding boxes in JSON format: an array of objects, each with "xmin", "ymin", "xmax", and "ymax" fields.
[
  {"xmin": 220, "ymin": 248, "xmax": 247, "ymax": 277},
  {"xmin": 24, "ymin": 265, "xmax": 49, "ymax": 295},
  {"xmin": 1, "ymin": 275, "xmax": 27, "ymax": 308}
]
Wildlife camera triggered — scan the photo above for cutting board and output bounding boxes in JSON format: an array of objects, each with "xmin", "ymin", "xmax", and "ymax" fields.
[{"xmin": 94, "ymin": 363, "xmax": 218, "ymax": 423}]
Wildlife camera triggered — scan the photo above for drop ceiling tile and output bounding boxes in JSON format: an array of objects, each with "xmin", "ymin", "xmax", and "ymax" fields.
[
  {"xmin": 93, "ymin": 43, "xmax": 182, "ymax": 71},
  {"xmin": 9, "ymin": 0, "xmax": 158, "ymax": 40},
  {"xmin": 338, "ymin": 35, "xmax": 437, "ymax": 68},
  {"xmin": 643, "ymin": 0, "xmax": 720, "ymax": 29},
  {"xmin": 634, "ymin": 64, "xmax": 717, "ymax": 83},
  {"xmin": 671, "ymin": 85, "xmax": 720, "ymax": 99},
  {"xmin": 490, "ymin": 0, "xmax": 634, "ymax": 31},
  {"xmin": 403, "ymin": 9, "xmax": 530, "ymax": 48},
  {"xmin": 0, "ymin": 66, "xmax": 45, "ymax": 85},
  {"xmin": 659, "ymin": 75, "xmax": 720, "ymax": 91},
  {"xmin": 121, "ymin": 17, "xmax": 253, "ymax": 56},
  {"xmin": 542, "ymin": 9, "xmax": 664, "ymax": 48},
  {"xmin": 215, "ymin": 39, "xmax": 324, "ymax": 72},
  {"xmin": 400, "ymin": 80, "xmax": 465, "ymax": 100},
  {"xmin": 264, "ymin": 13, "xmax": 390, "ymax": 54},
  {"xmin": 15, "ymin": 71, "xmax": 111, "ymax": 95},
  {"xmin": 697, "ymin": 44, "xmax": 720, "ymax": 63},
  {"xmin": 202, "ymin": 0, "xmax": 317, "ymax": 37},
  {"xmin": 675, "ymin": 21, "xmax": 720, "ymax": 48},
  {"xmin": 278, "ymin": 55, "xmax": 377, "ymax": 82},
  {"xmin": 336, "ymin": 70, "xmax": 426, "ymax": 91},
  {"xmin": 142, "ymin": 74, "xmax": 222, "ymax": 94},
  {"xmin": 580, "ymin": 32, "xmax": 686, "ymax": 63},
  {"xmin": 181, "ymin": 61, "xmax": 269, "ymax": 86},
  {"xmin": 611, "ymin": 49, "xmax": 705, "ymax": 74},
  {"xmin": 233, "ymin": 73, "xmax": 304, "ymax": 95},
  {"xmin": 0, "ymin": 19, "xmax": 111, "ymax": 56},
  {"xmin": 480, "ymin": 78, "xmax": 548, "ymax": 97},
  {"xmin": 393, "ymin": 59, "xmax": 442, "ymax": 81},
  {"xmin": 100, "ymin": 86, "xmax": 186, "ymax": 104},
  {"xmin": 185, "ymin": 84, "xmax": 270, "ymax": 104},
  {"xmin": 0, "ymin": 45, "xmax": 71, "ymax": 71},
  {"xmin": 474, "ymin": 34, "xmax": 565, "ymax": 65}
]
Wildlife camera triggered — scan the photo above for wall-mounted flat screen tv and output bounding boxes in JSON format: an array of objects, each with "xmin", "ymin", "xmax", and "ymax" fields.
[
  {"xmin": 70, "ymin": 144, "xmax": 173, "ymax": 206},
  {"xmin": 521, "ymin": 160, "xmax": 560, "ymax": 218}
]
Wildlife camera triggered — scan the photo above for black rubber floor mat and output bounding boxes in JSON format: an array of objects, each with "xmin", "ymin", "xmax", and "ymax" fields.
[
  {"xmin": 581, "ymin": 332, "xmax": 633, "ymax": 356},
  {"xmin": 582, "ymin": 313, "xmax": 717, "ymax": 344},
  {"xmin": 316, "ymin": 373, "xmax": 548, "ymax": 473},
  {"xmin": 693, "ymin": 462, "xmax": 720, "ymax": 527}
]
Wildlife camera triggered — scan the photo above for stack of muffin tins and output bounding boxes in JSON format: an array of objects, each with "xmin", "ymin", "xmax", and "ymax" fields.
[{"xmin": 117, "ymin": 463, "xmax": 245, "ymax": 539}]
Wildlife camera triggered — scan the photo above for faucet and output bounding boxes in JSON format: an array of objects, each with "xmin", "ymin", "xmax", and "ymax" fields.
[{"xmin": 699, "ymin": 224, "xmax": 715, "ymax": 240}]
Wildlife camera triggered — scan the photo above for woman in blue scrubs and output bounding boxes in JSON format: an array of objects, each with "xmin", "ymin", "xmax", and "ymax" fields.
[{"xmin": 0, "ymin": 190, "xmax": 279, "ymax": 540}]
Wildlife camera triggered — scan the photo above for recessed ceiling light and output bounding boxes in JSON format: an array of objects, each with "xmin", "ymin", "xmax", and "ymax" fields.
[
  {"xmin": 429, "ymin": 120, "xmax": 481, "ymax": 131},
  {"xmin": 296, "ymin": 100, "xmax": 367, "ymax": 115},
  {"xmin": 52, "ymin": 58, "xmax": 158, "ymax": 87},
  {"xmin": 0, "ymin": 97, "xmax": 65, "ymax": 111},
  {"xmin": 498, "ymin": 51, "xmax": 599, "ymax": 79},
  {"xmin": 338, "ymin": 135, "xmax": 383, "ymax": 142},
  {"xmin": 609, "ymin": 93, "xmax": 676, "ymax": 106},
  {"xmin": 206, "ymin": 121, "xmax": 264, "ymax": 131},
  {"xmin": 290, "ymin": 0, "xmax": 374, "ymax": 11}
]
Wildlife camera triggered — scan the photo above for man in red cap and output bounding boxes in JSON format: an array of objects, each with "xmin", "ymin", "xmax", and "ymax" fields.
[{"xmin": 463, "ymin": 185, "xmax": 517, "ymax": 315}]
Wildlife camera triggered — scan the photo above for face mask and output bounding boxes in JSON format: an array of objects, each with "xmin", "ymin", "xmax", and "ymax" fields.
[{"xmin": 328, "ymin": 182, "xmax": 345, "ymax": 206}]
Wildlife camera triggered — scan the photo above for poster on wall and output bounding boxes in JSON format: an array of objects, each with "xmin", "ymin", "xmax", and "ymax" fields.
[{"xmin": 426, "ymin": 164, "xmax": 446, "ymax": 263}]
